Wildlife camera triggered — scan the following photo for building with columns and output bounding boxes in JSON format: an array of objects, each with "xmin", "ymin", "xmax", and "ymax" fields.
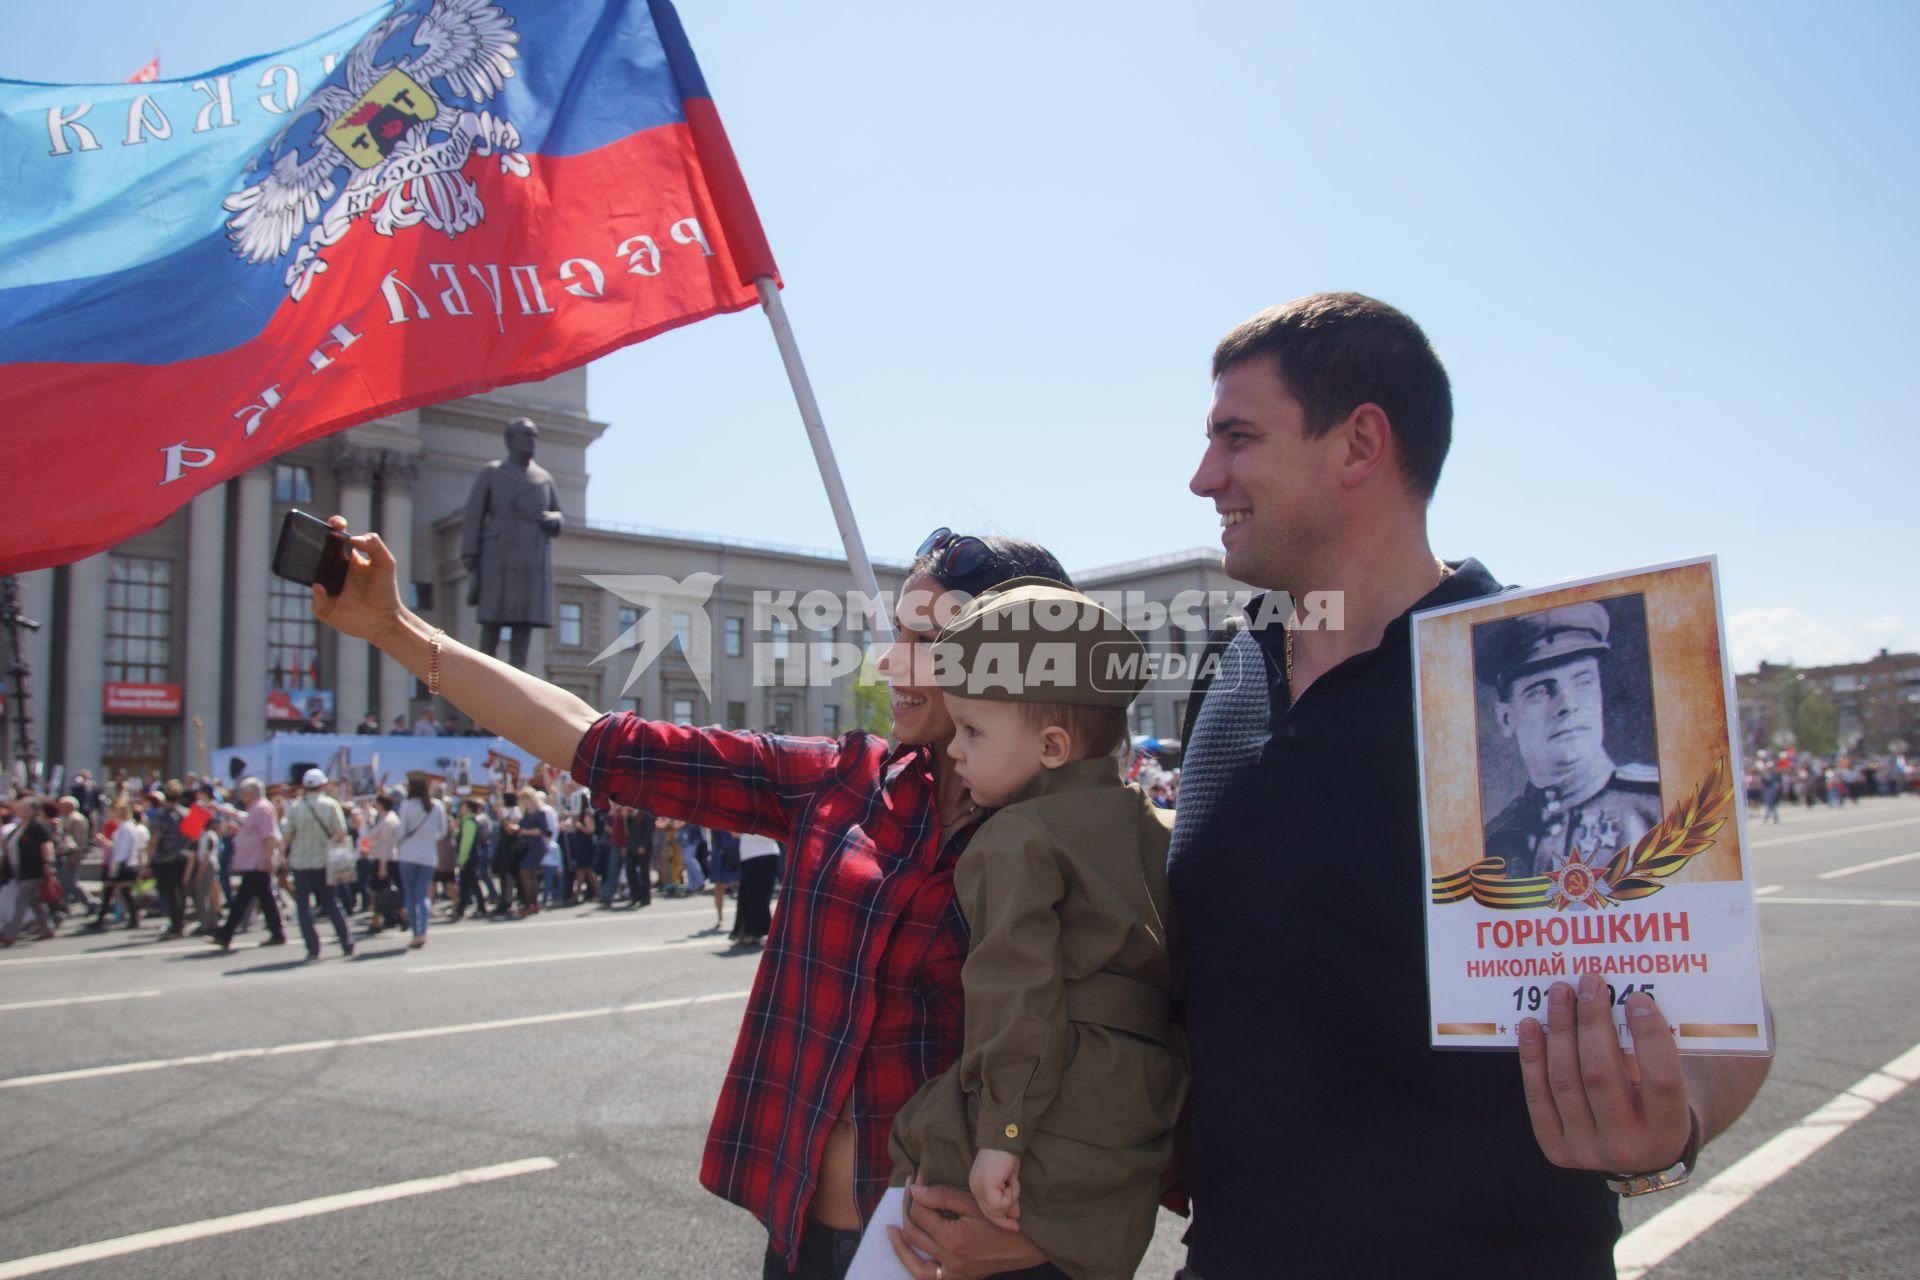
[{"xmin": 3, "ymin": 373, "xmax": 1242, "ymax": 783}]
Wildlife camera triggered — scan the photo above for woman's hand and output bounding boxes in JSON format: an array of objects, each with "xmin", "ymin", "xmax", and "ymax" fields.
[
  {"xmin": 887, "ymin": 1177, "xmax": 1047, "ymax": 1280},
  {"xmin": 309, "ymin": 516, "xmax": 408, "ymax": 647}
]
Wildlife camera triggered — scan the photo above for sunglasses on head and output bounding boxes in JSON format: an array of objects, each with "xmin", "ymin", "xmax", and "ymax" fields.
[{"xmin": 916, "ymin": 527, "xmax": 993, "ymax": 581}]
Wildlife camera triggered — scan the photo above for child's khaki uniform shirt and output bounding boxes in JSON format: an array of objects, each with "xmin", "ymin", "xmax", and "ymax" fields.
[{"xmin": 888, "ymin": 757, "xmax": 1187, "ymax": 1280}]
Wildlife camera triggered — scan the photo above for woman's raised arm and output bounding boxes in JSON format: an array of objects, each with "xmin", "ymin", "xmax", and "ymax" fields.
[{"xmin": 309, "ymin": 519, "xmax": 598, "ymax": 770}]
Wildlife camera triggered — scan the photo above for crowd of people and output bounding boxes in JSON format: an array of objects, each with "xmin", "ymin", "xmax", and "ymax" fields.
[
  {"xmin": 0, "ymin": 763, "xmax": 782, "ymax": 954},
  {"xmin": 1745, "ymin": 751, "xmax": 1917, "ymax": 822}
]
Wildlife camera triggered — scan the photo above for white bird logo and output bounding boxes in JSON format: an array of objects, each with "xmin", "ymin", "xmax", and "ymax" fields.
[
  {"xmin": 223, "ymin": 0, "xmax": 526, "ymax": 300},
  {"xmin": 585, "ymin": 573, "xmax": 724, "ymax": 701}
]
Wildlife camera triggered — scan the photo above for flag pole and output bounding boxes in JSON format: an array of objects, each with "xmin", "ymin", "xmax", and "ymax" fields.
[{"xmin": 753, "ymin": 276, "xmax": 894, "ymax": 645}]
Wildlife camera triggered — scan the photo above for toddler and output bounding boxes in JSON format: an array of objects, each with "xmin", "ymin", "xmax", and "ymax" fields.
[{"xmin": 847, "ymin": 579, "xmax": 1186, "ymax": 1280}]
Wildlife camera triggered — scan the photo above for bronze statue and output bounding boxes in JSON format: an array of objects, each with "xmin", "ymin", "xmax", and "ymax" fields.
[{"xmin": 461, "ymin": 417, "xmax": 563, "ymax": 669}]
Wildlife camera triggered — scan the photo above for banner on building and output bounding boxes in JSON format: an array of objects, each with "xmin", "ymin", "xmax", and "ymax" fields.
[
  {"xmin": 103, "ymin": 682, "xmax": 182, "ymax": 716},
  {"xmin": 268, "ymin": 688, "xmax": 333, "ymax": 723},
  {"xmin": 0, "ymin": 0, "xmax": 777, "ymax": 573},
  {"xmin": 1413, "ymin": 557, "xmax": 1771, "ymax": 1056}
]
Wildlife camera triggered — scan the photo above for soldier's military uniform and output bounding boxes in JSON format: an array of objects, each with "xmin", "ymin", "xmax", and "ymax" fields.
[
  {"xmin": 1474, "ymin": 601, "xmax": 1663, "ymax": 879},
  {"xmin": 1484, "ymin": 763, "xmax": 1663, "ymax": 879}
]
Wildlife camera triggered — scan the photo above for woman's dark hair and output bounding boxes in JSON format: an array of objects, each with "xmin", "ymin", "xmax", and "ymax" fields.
[
  {"xmin": 407, "ymin": 776, "xmax": 430, "ymax": 803},
  {"xmin": 378, "ymin": 793, "xmax": 398, "ymax": 813},
  {"xmin": 909, "ymin": 534, "xmax": 1071, "ymax": 598}
]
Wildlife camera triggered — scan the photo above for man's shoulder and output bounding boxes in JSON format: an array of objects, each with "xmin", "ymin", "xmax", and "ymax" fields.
[
  {"xmin": 1610, "ymin": 763, "xmax": 1661, "ymax": 790},
  {"xmin": 1484, "ymin": 789, "xmax": 1540, "ymax": 837}
]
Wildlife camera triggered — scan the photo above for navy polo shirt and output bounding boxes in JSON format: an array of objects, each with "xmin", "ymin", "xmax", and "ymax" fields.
[{"xmin": 1167, "ymin": 559, "xmax": 1620, "ymax": 1280}]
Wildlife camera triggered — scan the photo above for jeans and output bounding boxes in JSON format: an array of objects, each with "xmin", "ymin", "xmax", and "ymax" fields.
[
  {"xmin": 292, "ymin": 868, "xmax": 354, "ymax": 956},
  {"xmin": 541, "ymin": 864, "xmax": 563, "ymax": 904},
  {"xmin": 398, "ymin": 861, "xmax": 433, "ymax": 938},
  {"xmin": 216, "ymin": 871, "xmax": 285, "ymax": 946}
]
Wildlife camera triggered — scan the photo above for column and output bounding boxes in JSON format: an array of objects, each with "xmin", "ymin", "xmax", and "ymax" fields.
[
  {"xmin": 62, "ymin": 553, "xmax": 109, "ymax": 774},
  {"xmin": 183, "ymin": 484, "xmax": 227, "ymax": 756},
  {"xmin": 377, "ymin": 452, "xmax": 419, "ymax": 728},
  {"xmin": 230, "ymin": 469, "xmax": 272, "ymax": 748},
  {"xmin": 330, "ymin": 444, "xmax": 377, "ymax": 728}
]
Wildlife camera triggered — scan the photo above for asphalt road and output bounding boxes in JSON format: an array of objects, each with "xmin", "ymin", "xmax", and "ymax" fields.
[{"xmin": 1, "ymin": 796, "xmax": 1916, "ymax": 1279}]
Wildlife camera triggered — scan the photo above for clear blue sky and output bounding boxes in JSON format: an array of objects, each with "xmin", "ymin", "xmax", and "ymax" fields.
[{"xmin": 10, "ymin": 1, "xmax": 1917, "ymax": 671}]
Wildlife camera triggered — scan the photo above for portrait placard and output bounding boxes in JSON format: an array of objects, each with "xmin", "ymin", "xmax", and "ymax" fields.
[{"xmin": 1412, "ymin": 557, "xmax": 1770, "ymax": 1055}]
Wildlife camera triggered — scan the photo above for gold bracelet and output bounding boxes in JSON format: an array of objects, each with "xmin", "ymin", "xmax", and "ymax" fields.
[{"xmin": 427, "ymin": 628, "xmax": 446, "ymax": 698}]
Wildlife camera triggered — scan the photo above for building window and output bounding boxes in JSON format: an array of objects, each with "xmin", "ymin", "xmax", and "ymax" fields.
[
  {"xmin": 105, "ymin": 556, "xmax": 174, "ymax": 684},
  {"xmin": 1134, "ymin": 703, "xmax": 1156, "ymax": 739},
  {"xmin": 724, "ymin": 616, "xmax": 744, "ymax": 658},
  {"xmin": 559, "ymin": 601, "xmax": 584, "ymax": 648},
  {"xmin": 672, "ymin": 611, "xmax": 692, "ymax": 654},
  {"xmin": 670, "ymin": 697, "xmax": 695, "ymax": 726},
  {"xmin": 771, "ymin": 619, "xmax": 790, "ymax": 661},
  {"xmin": 620, "ymin": 697, "xmax": 642, "ymax": 716},
  {"xmin": 618, "ymin": 606, "xmax": 639, "ymax": 636},
  {"xmin": 268, "ymin": 576, "xmax": 321, "ymax": 690},
  {"xmin": 774, "ymin": 699, "xmax": 796, "ymax": 734},
  {"xmin": 273, "ymin": 463, "xmax": 313, "ymax": 505},
  {"xmin": 412, "ymin": 581, "xmax": 434, "ymax": 611},
  {"xmin": 726, "ymin": 701, "xmax": 747, "ymax": 730},
  {"xmin": 823, "ymin": 705, "xmax": 840, "ymax": 736}
]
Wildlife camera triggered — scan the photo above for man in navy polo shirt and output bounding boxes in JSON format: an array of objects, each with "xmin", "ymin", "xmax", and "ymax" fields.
[{"xmin": 1168, "ymin": 293, "xmax": 1770, "ymax": 1279}]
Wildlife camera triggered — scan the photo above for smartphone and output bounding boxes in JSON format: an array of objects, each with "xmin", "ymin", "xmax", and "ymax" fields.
[{"xmin": 272, "ymin": 509, "xmax": 351, "ymax": 596}]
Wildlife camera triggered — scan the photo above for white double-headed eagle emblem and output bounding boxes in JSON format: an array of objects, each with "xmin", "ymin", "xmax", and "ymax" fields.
[{"xmin": 224, "ymin": 0, "xmax": 527, "ymax": 301}]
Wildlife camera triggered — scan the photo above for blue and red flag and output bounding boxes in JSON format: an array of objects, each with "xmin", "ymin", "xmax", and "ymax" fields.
[{"xmin": 0, "ymin": 0, "xmax": 777, "ymax": 573}]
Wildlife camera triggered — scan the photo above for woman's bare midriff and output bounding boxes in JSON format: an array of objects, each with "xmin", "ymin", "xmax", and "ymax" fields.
[{"xmin": 807, "ymin": 1096, "xmax": 862, "ymax": 1230}]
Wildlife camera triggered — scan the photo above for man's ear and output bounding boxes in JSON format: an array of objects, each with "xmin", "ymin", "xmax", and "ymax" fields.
[
  {"xmin": 1039, "ymin": 725, "xmax": 1073, "ymax": 768},
  {"xmin": 1336, "ymin": 403, "xmax": 1394, "ymax": 491},
  {"xmin": 1495, "ymin": 701, "xmax": 1515, "ymax": 740}
]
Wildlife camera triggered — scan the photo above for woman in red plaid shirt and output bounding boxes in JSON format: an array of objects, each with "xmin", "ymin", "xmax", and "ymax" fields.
[{"xmin": 313, "ymin": 517, "xmax": 1075, "ymax": 1280}]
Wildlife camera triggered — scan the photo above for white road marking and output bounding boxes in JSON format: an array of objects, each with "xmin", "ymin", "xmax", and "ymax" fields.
[
  {"xmin": 1758, "ymin": 896, "xmax": 1920, "ymax": 908},
  {"xmin": 1753, "ymin": 885, "xmax": 1782, "ymax": 896},
  {"xmin": 0, "ymin": 990, "xmax": 750, "ymax": 1091},
  {"xmin": 0, "ymin": 903, "xmax": 722, "ymax": 968},
  {"xmin": 0, "ymin": 943, "xmax": 206, "ymax": 967},
  {"xmin": 1752, "ymin": 816, "xmax": 1920, "ymax": 848},
  {"xmin": 411, "ymin": 936, "xmax": 733, "ymax": 973},
  {"xmin": 0, "ymin": 990, "xmax": 160, "ymax": 1014},
  {"xmin": 1818, "ymin": 849, "xmax": 1920, "ymax": 880},
  {"xmin": 0, "ymin": 1156, "xmax": 557, "ymax": 1279},
  {"xmin": 1615, "ymin": 1038, "xmax": 1920, "ymax": 1279}
]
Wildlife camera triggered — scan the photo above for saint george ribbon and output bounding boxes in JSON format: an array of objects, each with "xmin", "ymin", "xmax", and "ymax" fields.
[{"xmin": 0, "ymin": 0, "xmax": 778, "ymax": 573}]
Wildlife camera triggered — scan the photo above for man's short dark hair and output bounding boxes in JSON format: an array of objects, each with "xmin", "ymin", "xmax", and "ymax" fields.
[{"xmin": 1212, "ymin": 292, "xmax": 1452, "ymax": 500}]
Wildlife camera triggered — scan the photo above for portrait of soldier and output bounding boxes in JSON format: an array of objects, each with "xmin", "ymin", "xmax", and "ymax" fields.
[
  {"xmin": 460, "ymin": 416, "xmax": 563, "ymax": 670},
  {"xmin": 1474, "ymin": 598, "xmax": 1662, "ymax": 880}
]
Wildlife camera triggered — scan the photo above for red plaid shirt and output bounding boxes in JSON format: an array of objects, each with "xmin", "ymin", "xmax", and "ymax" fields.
[{"xmin": 572, "ymin": 713, "xmax": 971, "ymax": 1267}]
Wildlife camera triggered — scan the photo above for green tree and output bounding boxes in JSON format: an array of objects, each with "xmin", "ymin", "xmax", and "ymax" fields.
[
  {"xmin": 852, "ymin": 657, "xmax": 893, "ymax": 737},
  {"xmin": 1773, "ymin": 668, "xmax": 1839, "ymax": 756}
]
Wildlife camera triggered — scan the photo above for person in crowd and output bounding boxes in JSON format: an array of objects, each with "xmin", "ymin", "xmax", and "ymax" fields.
[
  {"xmin": 356, "ymin": 711, "xmax": 382, "ymax": 735},
  {"xmin": 708, "ymin": 826, "xmax": 740, "ymax": 933},
  {"xmin": 732, "ymin": 830, "xmax": 778, "ymax": 946},
  {"xmin": 87, "ymin": 798, "xmax": 143, "ymax": 930},
  {"xmin": 365, "ymin": 791, "xmax": 402, "ymax": 934},
  {"xmin": 453, "ymin": 797, "xmax": 490, "ymax": 920},
  {"xmin": 1, "ymin": 797, "xmax": 59, "ymax": 945},
  {"xmin": 1762, "ymin": 768, "xmax": 1783, "ymax": 823},
  {"xmin": 569, "ymin": 809, "xmax": 602, "ymax": 906},
  {"xmin": 507, "ymin": 785, "xmax": 554, "ymax": 917},
  {"xmin": 210, "ymin": 778, "xmax": 286, "ymax": 952},
  {"xmin": 1169, "ymin": 292, "xmax": 1769, "ymax": 1278},
  {"xmin": 188, "ymin": 792, "xmax": 227, "ymax": 937},
  {"xmin": 676, "ymin": 818, "xmax": 709, "ymax": 897},
  {"xmin": 394, "ymin": 777, "xmax": 448, "ymax": 948},
  {"xmin": 53, "ymin": 796, "xmax": 97, "ymax": 914},
  {"xmin": 282, "ymin": 768, "xmax": 356, "ymax": 961},
  {"xmin": 412, "ymin": 709, "xmax": 442, "ymax": 736},
  {"xmin": 310, "ymin": 515, "xmax": 1074, "ymax": 1278},
  {"xmin": 144, "ymin": 785, "xmax": 190, "ymax": 941}
]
